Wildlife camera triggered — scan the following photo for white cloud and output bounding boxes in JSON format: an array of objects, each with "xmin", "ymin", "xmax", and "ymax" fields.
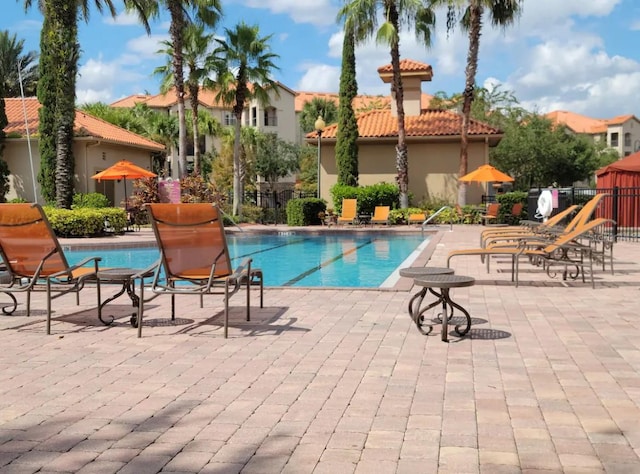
[
  {"xmin": 126, "ymin": 34, "xmax": 169, "ymax": 59},
  {"xmin": 103, "ymin": 11, "xmax": 141, "ymax": 26},
  {"xmin": 296, "ymin": 63, "xmax": 340, "ymax": 92},
  {"xmin": 77, "ymin": 56, "xmax": 149, "ymax": 104},
  {"xmin": 239, "ymin": 0, "xmax": 337, "ymax": 27}
]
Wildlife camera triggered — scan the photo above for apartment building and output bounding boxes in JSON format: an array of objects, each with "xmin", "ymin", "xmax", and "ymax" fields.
[{"xmin": 546, "ymin": 110, "xmax": 640, "ymax": 157}]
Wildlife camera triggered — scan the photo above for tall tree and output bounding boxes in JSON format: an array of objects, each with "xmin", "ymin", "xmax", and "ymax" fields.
[
  {"xmin": 0, "ymin": 80, "xmax": 9, "ymax": 201},
  {"xmin": 338, "ymin": 0, "xmax": 435, "ymax": 208},
  {"xmin": 209, "ymin": 21, "xmax": 280, "ymax": 216},
  {"xmin": 155, "ymin": 24, "xmax": 216, "ymax": 175},
  {"xmin": 22, "ymin": 0, "xmax": 151, "ymax": 206},
  {"xmin": 138, "ymin": 0, "xmax": 222, "ymax": 179},
  {"xmin": 443, "ymin": 0, "xmax": 522, "ymax": 205},
  {"xmin": 334, "ymin": 22, "xmax": 359, "ymax": 187},
  {"xmin": 0, "ymin": 31, "xmax": 38, "ymax": 97},
  {"xmin": 254, "ymin": 132, "xmax": 300, "ymax": 192}
]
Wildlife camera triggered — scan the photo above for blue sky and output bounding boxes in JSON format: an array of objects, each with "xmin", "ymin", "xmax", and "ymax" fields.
[{"xmin": 3, "ymin": 0, "xmax": 640, "ymax": 119}]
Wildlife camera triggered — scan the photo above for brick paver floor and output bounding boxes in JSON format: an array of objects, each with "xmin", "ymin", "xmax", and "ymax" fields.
[{"xmin": 1, "ymin": 224, "xmax": 639, "ymax": 473}]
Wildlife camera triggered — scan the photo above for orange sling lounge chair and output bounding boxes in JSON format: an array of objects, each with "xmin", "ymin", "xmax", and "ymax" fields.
[
  {"xmin": 0, "ymin": 203, "xmax": 101, "ymax": 334},
  {"xmin": 447, "ymin": 217, "xmax": 614, "ymax": 288},
  {"xmin": 337, "ymin": 199, "xmax": 357, "ymax": 225},
  {"xmin": 142, "ymin": 203, "xmax": 263, "ymax": 338},
  {"xmin": 370, "ymin": 206, "xmax": 390, "ymax": 225}
]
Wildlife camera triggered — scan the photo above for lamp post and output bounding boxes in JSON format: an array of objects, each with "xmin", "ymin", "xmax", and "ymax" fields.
[
  {"xmin": 314, "ymin": 115, "xmax": 325, "ymax": 198},
  {"xmin": 17, "ymin": 58, "xmax": 38, "ymax": 203}
]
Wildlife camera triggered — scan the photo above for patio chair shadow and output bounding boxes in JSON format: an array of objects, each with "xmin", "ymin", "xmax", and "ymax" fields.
[{"xmin": 172, "ymin": 306, "xmax": 309, "ymax": 338}]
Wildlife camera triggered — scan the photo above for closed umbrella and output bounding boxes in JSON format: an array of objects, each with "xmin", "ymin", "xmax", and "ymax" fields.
[
  {"xmin": 91, "ymin": 160, "xmax": 157, "ymax": 211},
  {"xmin": 459, "ymin": 164, "xmax": 514, "ymax": 183}
]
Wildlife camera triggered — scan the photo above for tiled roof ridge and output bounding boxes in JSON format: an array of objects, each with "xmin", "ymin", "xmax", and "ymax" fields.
[{"xmin": 74, "ymin": 110, "xmax": 164, "ymax": 149}]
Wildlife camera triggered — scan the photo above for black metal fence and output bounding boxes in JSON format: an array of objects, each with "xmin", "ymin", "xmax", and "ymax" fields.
[
  {"xmin": 229, "ymin": 190, "xmax": 318, "ymax": 224},
  {"xmin": 527, "ymin": 187, "xmax": 640, "ymax": 241}
]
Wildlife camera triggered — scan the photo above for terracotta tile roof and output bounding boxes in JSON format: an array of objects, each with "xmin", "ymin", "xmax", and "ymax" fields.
[
  {"xmin": 3, "ymin": 97, "xmax": 164, "ymax": 151},
  {"xmin": 311, "ymin": 108, "xmax": 501, "ymax": 139},
  {"xmin": 110, "ymin": 94, "xmax": 153, "ymax": 108},
  {"xmin": 294, "ymin": 91, "xmax": 433, "ymax": 113},
  {"xmin": 605, "ymin": 114, "xmax": 635, "ymax": 125},
  {"xmin": 377, "ymin": 59, "xmax": 433, "ymax": 82},
  {"xmin": 113, "ymin": 82, "xmax": 294, "ymax": 110},
  {"xmin": 545, "ymin": 110, "xmax": 639, "ymax": 134}
]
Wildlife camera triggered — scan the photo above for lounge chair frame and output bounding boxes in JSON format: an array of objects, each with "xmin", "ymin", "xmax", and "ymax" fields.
[
  {"xmin": 0, "ymin": 203, "xmax": 101, "ymax": 333},
  {"xmin": 447, "ymin": 218, "xmax": 614, "ymax": 288},
  {"xmin": 141, "ymin": 203, "xmax": 263, "ymax": 338}
]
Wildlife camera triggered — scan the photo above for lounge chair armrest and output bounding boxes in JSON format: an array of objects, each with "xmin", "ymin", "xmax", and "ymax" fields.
[
  {"xmin": 48, "ymin": 256, "xmax": 102, "ymax": 279},
  {"xmin": 131, "ymin": 260, "xmax": 162, "ymax": 280},
  {"xmin": 230, "ymin": 258, "xmax": 253, "ymax": 281}
]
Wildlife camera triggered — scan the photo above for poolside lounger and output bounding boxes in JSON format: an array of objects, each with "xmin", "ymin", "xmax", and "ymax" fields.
[
  {"xmin": 408, "ymin": 212, "xmax": 426, "ymax": 225},
  {"xmin": 371, "ymin": 206, "xmax": 390, "ymax": 225},
  {"xmin": 141, "ymin": 203, "xmax": 263, "ymax": 338},
  {"xmin": 337, "ymin": 199, "xmax": 358, "ymax": 225},
  {"xmin": 448, "ymin": 217, "xmax": 614, "ymax": 288},
  {"xmin": 0, "ymin": 203, "xmax": 101, "ymax": 334}
]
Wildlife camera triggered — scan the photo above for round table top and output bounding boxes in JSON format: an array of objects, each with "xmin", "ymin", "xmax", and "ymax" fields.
[
  {"xmin": 97, "ymin": 268, "xmax": 152, "ymax": 281},
  {"xmin": 399, "ymin": 266, "xmax": 454, "ymax": 278},
  {"xmin": 414, "ymin": 274, "xmax": 475, "ymax": 289}
]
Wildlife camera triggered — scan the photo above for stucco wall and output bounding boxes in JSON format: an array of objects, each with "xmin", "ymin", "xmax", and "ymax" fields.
[
  {"xmin": 320, "ymin": 138, "xmax": 490, "ymax": 207},
  {"xmin": 3, "ymin": 139, "xmax": 154, "ymax": 205}
]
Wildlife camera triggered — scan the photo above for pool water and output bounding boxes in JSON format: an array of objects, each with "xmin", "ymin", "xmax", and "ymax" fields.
[{"xmin": 66, "ymin": 232, "xmax": 430, "ymax": 288}]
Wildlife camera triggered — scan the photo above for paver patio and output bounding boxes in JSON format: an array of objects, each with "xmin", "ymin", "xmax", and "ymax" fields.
[{"xmin": 0, "ymin": 224, "xmax": 639, "ymax": 473}]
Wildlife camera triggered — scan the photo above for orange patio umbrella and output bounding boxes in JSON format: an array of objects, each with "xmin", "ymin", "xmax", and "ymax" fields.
[
  {"xmin": 91, "ymin": 160, "xmax": 157, "ymax": 210},
  {"xmin": 459, "ymin": 164, "xmax": 514, "ymax": 183}
]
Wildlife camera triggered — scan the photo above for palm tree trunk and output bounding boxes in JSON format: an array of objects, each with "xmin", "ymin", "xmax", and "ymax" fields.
[
  {"xmin": 389, "ymin": 4, "xmax": 409, "ymax": 209},
  {"xmin": 232, "ymin": 117, "xmax": 242, "ymax": 216},
  {"xmin": 169, "ymin": 1, "xmax": 187, "ymax": 179},
  {"xmin": 189, "ymin": 88, "xmax": 200, "ymax": 175},
  {"xmin": 458, "ymin": 1, "xmax": 483, "ymax": 206}
]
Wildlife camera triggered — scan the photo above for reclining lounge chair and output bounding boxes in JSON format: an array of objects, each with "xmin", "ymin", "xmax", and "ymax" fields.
[
  {"xmin": 447, "ymin": 217, "xmax": 614, "ymax": 288},
  {"xmin": 141, "ymin": 203, "xmax": 263, "ymax": 338},
  {"xmin": 0, "ymin": 203, "xmax": 101, "ymax": 333},
  {"xmin": 337, "ymin": 199, "xmax": 358, "ymax": 225}
]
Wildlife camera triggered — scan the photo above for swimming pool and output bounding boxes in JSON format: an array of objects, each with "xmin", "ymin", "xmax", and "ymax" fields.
[{"xmin": 66, "ymin": 232, "xmax": 430, "ymax": 288}]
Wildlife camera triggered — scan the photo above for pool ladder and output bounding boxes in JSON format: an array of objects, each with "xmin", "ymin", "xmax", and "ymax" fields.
[{"xmin": 420, "ymin": 206, "xmax": 453, "ymax": 232}]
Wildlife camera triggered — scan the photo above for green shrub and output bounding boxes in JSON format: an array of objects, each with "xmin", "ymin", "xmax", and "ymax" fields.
[
  {"xmin": 101, "ymin": 208, "xmax": 127, "ymax": 233},
  {"xmin": 44, "ymin": 207, "xmax": 127, "ymax": 236},
  {"xmin": 72, "ymin": 192, "xmax": 111, "ymax": 208},
  {"xmin": 286, "ymin": 198, "xmax": 326, "ymax": 226},
  {"xmin": 496, "ymin": 191, "xmax": 528, "ymax": 224},
  {"xmin": 330, "ymin": 182, "xmax": 399, "ymax": 215}
]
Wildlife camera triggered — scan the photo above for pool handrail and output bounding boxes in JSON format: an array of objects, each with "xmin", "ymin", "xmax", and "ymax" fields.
[
  {"xmin": 219, "ymin": 207, "xmax": 244, "ymax": 232},
  {"xmin": 421, "ymin": 206, "xmax": 453, "ymax": 232}
]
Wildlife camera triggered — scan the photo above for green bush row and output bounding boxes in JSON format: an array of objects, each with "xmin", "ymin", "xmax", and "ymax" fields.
[
  {"xmin": 45, "ymin": 207, "xmax": 127, "ymax": 237},
  {"xmin": 330, "ymin": 183, "xmax": 400, "ymax": 215},
  {"xmin": 286, "ymin": 198, "xmax": 326, "ymax": 226}
]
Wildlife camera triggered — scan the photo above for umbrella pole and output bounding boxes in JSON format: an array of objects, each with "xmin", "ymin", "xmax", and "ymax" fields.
[{"xmin": 123, "ymin": 178, "xmax": 129, "ymax": 231}]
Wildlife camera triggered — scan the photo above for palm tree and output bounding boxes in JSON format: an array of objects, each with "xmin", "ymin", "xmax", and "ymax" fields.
[
  {"xmin": 299, "ymin": 97, "xmax": 338, "ymax": 133},
  {"xmin": 338, "ymin": 0, "xmax": 435, "ymax": 209},
  {"xmin": 21, "ymin": 0, "xmax": 151, "ymax": 207},
  {"xmin": 208, "ymin": 22, "xmax": 280, "ymax": 216},
  {"xmin": 444, "ymin": 0, "xmax": 522, "ymax": 205},
  {"xmin": 136, "ymin": 0, "xmax": 222, "ymax": 179},
  {"xmin": 0, "ymin": 31, "xmax": 38, "ymax": 97},
  {"xmin": 155, "ymin": 24, "xmax": 216, "ymax": 175}
]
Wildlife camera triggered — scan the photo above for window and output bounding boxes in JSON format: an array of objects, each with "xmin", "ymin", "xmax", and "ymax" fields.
[
  {"xmin": 251, "ymin": 107, "xmax": 257, "ymax": 127},
  {"xmin": 625, "ymin": 132, "xmax": 632, "ymax": 147},
  {"xmin": 264, "ymin": 107, "xmax": 278, "ymax": 126},
  {"xmin": 224, "ymin": 112, "xmax": 237, "ymax": 126},
  {"xmin": 610, "ymin": 132, "xmax": 619, "ymax": 147}
]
